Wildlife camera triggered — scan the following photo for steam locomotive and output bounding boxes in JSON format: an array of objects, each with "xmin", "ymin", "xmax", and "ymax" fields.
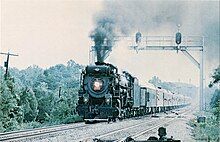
[{"xmin": 76, "ymin": 62, "xmax": 190, "ymax": 123}]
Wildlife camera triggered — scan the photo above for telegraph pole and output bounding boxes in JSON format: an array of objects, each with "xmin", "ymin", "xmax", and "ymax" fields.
[{"xmin": 0, "ymin": 52, "xmax": 18, "ymax": 78}]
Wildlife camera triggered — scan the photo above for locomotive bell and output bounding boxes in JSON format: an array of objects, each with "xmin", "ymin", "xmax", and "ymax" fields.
[{"xmin": 135, "ymin": 32, "xmax": 142, "ymax": 44}]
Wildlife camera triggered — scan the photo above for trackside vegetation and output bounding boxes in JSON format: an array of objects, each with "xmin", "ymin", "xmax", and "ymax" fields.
[
  {"xmin": 188, "ymin": 66, "xmax": 220, "ymax": 141},
  {"xmin": 0, "ymin": 60, "xmax": 83, "ymax": 132}
]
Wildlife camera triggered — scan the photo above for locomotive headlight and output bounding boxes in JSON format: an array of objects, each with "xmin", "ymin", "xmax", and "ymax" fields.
[
  {"xmin": 84, "ymin": 97, "xmax": 88, "ymax": 102},
  {"xmin": 93, "ymin": 79, "xmax": 103, "ymax": 91},
  {"xmin": 83, "ymin": 93, "xmax": 89, "ymax": 103},
  {"xmin": 106, "ymin": 98, "xmax": 110, "ymax": 104}
]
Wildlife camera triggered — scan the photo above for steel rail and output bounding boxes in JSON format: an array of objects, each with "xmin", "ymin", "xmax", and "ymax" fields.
[
  {"xmin": 116, "ymin": 106, "xmax": 195, "ymax": 142},
  {"xmin": 0, "ymin": 123, "xmax": 87, "ymax": 142},
  {"xmin": 78, "ymin": 107, "xmax": 192, "ymax": 141},
  {"xmin": 78, "ymin": 118, "xmax": 158, "ymax": 142}
]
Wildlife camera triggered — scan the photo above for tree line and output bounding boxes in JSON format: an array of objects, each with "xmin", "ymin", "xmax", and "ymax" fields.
[{"xmin": 0, "ymin": 60, "xmax": 83, "ymax": 132}]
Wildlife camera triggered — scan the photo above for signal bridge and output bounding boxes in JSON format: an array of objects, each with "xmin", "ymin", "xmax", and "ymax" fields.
[
  {"xmin": 127, "ymin": 33, "xmax": 204, "ymax": 112},
  {"xmin": 129, "ymin": 36, "xmax": 203, "ymax": 50}
]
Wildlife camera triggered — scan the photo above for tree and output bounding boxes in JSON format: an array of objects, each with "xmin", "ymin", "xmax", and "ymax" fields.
[
  {"xmin": 0, "ymin": 76, "xmax": 23, "ymax": 132},
  {"xmin": 34, "ymin": 83, "xmax": 54, "ymax": 123},
  {"xmin": 0, "ymin": 59, "xmax": 83, "ymax": 131},
  {"xmin": 19, "ymin": 88, "xmax": 38, "ymax": 122},
  {"xmin": 148, "ymin": 76, "xmax": 162, "ymax": 87},
  {"xmin": 209, "ymin": 66, "xmax": 220, "ymax": 88},
  {"xmin": 208, "ymin": 66, "xmax": 220, "ymax": 123},
  {"xmin": 209, "ymin": 66, "xmax": 220, "ymax": 109},
  {"xmin": 49, "ymin": 87, "xmax": 79, "ymax": 124}
]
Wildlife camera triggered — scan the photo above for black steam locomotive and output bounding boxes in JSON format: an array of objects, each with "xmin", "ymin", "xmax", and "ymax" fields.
[{"xmin": 76, "ymin": 61, "xmax": 189, "ymax": 123}]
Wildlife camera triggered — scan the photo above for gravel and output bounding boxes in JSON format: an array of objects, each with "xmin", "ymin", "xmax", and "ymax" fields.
[
  {"xmin": 15, "ymin": 106, "xmax": 195, "ymax": 142},
  {"xmin": 137, "ymin": 106, "xmax": 196, "ymax": 142}
]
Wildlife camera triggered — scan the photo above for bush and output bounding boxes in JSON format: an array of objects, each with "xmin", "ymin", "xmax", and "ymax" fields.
[
  {"xmin": 62, "ymin": 115, "xmax": 83, "ymax": 124},
  {"xmin": 20, "ymin": 121, "xmax": 42, "ymax": 130},
  {"xmin": 189, "ymin": 112, "xmax": 220, "ymax": 141}
]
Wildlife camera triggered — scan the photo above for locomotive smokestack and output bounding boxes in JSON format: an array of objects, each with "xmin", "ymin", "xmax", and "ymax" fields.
[
  {"xmin": 94, "ymin": 38, "xmax": 113, "ymax": 63},
  {"xmin": 90, "ymin": 17, "xmax": 115, "ymax": 63}
]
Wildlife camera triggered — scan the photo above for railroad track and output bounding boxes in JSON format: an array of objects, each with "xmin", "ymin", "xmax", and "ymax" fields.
[
  {"xmin": 0, "ymin": 116, "xmax": 152, "ymax": 142},
  {"xmin": 78, "ymin": 119, "xmax": 159, "ymax": 142},
  {"xmin": 116, "ymin": 106, "xmax": 196, "ymax": 142},
  {"xmin": 0, "ymin": 106, "xmax": 194, "ymax": 142},
  {"xmin": 0, "ymin": 122, "xmax": 86, "ymax": 142},
  {"xmin": 80, "ymin": 106, "xmax": 194, "ymax": 142},
  {"xmin": 116, "ymin": 118, "xmax": 176, "ymax": 142}
]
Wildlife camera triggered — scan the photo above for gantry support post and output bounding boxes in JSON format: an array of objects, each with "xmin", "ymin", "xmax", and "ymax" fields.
[
  {"xmin": 199, "ymin": 41, "xmax": 204, "ymax": 111},
  {"xmin": 181, "ymin": 49, "xmax": 204, "ymax": 111}
]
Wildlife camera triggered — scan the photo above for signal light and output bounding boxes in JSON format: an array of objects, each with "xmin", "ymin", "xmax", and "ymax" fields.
[
  {"xmin": 175, "ymin": 32, "xmax": 182, "ymax": 45},
  {"xmin": 135, "ymin": 32, "xmax": 142, "ymax": 44}
]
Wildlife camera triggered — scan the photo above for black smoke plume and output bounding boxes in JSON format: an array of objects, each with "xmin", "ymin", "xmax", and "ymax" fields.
[
  {"xmin": 91, "ymin": 1, "xmax": 219, "ymax": 68},
  {"xmin": 90, "ymin": 17, "xmax": 116, "ymax": 63}
]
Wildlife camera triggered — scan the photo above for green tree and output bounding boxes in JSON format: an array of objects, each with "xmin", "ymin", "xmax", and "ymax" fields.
[
  {"xmin": 148, "ymin": 76, "xmax": 162, "ymax": 87},
  {"xmin": 34, "ymin": 83, "xmax": 53, "ymax": 123},
  {"xmin": 1, "ymin": 60, "xmax": 83, "ymax": 130},
  {"xmin": 209, "ymin": 66, "xmax": 220, "ymax": 88},
  {"xmin": 0, "ymin": 76, "xmax": 23, "ymax": 132},
  {"xmin": 19, "ymin": 87, "xmax": 38, "ymax": 122},
  {"xmin": 49, "ymin": 87, "xmax": 79, "ymax": 124},
  {"xmin": 209, "ymin": 66, "xmax": 220, "ymax": 122}
]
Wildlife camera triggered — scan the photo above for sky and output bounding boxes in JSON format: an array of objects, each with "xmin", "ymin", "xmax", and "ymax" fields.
[
  {"xmin": 0, "ymin": 0, "xmax": 219, "ymax": 86},
  {"xmin": 0, "ymin": 0, "xmax": 102, "ymax": 68}
]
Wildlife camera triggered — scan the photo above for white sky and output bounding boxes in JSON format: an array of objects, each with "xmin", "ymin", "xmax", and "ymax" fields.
[
  {"xmin": 0, "ymin": 0, "xmax": 218, "ymax": 86},
  {"xmin": 0, "ymin": 0, "xmax": 102, "ymax": 68}
]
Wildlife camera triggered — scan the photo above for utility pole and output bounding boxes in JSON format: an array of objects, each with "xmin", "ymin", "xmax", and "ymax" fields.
[
  {"xmin": 0, "ymin": 52, "xmax": 18, "ymax": 78},
  {"xmin": 59, "ymin": 87, "xmax": 62, "ymax": 98}
]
